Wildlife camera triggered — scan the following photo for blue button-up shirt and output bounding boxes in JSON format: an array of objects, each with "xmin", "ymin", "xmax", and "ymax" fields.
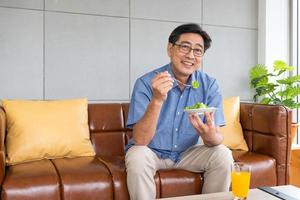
[{"xmin": 126, "ymin": 63, "xmax": 225, "ymax": 162}]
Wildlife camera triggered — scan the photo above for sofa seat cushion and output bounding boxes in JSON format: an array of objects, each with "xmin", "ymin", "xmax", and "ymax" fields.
[
  {"xmin": 232, "ymin": 150, "xmax": 277, "ymax": 188},
  {"xmin": 52, "ymin": 157, "xmax": 113, "ymax": 200},
  {"xmin": 158, "ymin": 169, "xmax": 202, "ymax": 198},
  {"xmin": 97, "ymin": 155, "xmax": 129, "ymax": 200},
  {"xmin": 98, "ymin": 155, "xmax": 160, "ymax": 200},
  {"xmin": 98, "ymin": 155, "xmax": 202, "ymax": 199},
  {"xmin": 2, "ymin": 160, "xmax": 60, "ymax": 200}
]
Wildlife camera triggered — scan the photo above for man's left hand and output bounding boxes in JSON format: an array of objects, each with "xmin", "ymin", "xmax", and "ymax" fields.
[{"xmin": 188, "ymin": 112, "xmax": 223, "ymax": 146}]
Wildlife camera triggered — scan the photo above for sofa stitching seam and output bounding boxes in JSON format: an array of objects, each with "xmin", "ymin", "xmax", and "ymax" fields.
[{"xmin": 50, "ymin": 160, "xmax": 64, "ymax": 200}]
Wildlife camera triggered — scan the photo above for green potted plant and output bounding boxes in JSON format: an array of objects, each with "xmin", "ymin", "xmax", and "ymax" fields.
[{"xmin": 249, "ymin": 60, "xmax": 300, "ymax": 140}]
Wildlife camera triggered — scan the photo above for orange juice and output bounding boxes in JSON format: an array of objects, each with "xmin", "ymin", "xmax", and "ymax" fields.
[{"xmin": 231, "ymin": 171, "xmax": 251, "ymax": 198}]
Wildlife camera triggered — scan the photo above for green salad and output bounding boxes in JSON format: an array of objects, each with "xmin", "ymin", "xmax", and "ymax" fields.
[
  {"xmin": 184, "ymin": 102, "xmax": 208, "ymax": 110},
  {"xmin": 192, "ymin": 81, "xmax": 199, "ymax": 89}
]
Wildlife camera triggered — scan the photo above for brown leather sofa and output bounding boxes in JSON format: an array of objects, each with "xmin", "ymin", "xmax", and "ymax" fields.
[{"xmin": 0, "ymin": 102, "xmax": 292, "ymax": 200}]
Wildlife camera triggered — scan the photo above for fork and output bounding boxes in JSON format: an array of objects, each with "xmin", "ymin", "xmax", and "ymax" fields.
[{"xmin": 154, "ymin": 71, "xmax": 192, "ymax": 87}]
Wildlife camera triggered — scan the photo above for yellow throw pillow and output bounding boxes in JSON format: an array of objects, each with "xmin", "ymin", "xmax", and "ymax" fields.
[
  {"xmin": 220, "ymin": 96, "xmax": 249, "ymax": 151},
  {"xmin": 2, "ymin": 98, "xmax": 95, "ymax": 165}
]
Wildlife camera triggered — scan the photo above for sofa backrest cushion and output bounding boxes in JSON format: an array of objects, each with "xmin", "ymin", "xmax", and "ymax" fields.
[
  {"xmin": 88, "ymin": 103, "xmax": 128, "ymax": 157},
  {"xmin": 88, "ymin": 99, "xmax": 250, "ymax": 156},
  {"xmin": 2, "ymin": 98, "xmax": 95, "ymax": 165}
]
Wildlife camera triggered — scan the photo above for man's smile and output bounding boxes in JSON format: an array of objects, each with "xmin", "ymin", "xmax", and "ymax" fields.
[{"xmin": 181, "ymin": 60, "xmax": 194, "ymax": 66}]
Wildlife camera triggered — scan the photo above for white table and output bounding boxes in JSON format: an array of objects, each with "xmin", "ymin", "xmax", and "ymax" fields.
[{"xmin": 158, "ymin": 185, "xmax": 300, "ymax": 200}]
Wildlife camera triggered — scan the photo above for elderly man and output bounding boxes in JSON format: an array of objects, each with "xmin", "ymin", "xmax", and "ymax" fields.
[{"xmin": 125, "ymin": 23, "xmax": 233, "ymax": 200}]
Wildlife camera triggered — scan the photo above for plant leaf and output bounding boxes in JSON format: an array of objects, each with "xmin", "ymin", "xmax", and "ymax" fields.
[
  {"xmin": 255, "ymin": 84, "xmax": 276, "ymax": 96},
  {"xmin": 278, "ymin": 86, "xmax": 300, "ymax": 98},
  {"xmin": 274, "ymin": 60, "xmax": 294, "ymax": 71},
  {"xmin": 282, "ymin": 99, "xmax": 298, "ymax": 109},
  {"xmin": 249, "ymin": 64, "xmax": 268, "ymax": 80},
  {"xmin": 260, "ymin": 97, "xmax": 271, "ymax": 104},
  {"xmin": 249, "ymin": 60, "xmax": 299, "ymax": 109},
  {"xmin": 273, "ymin": 97, "xmax": 283, "ymax": 105},
  {"xmin": 250, "ymin": 76, "xmax": 268, "ymax": 88},
  {"xmin": 277, "ymin": 75, "xmax": 300, "ymax": 85}
]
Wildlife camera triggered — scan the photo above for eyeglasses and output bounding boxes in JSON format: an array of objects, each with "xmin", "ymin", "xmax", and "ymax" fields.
[{"xmin": 173, "ymin": 43, "xmax": 204, "ymax": 57}]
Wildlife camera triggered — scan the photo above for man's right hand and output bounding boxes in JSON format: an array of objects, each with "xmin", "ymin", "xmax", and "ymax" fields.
[
  {"xmin": 151, "ymin": 71, "xmax": 174, "ymax": 103},
  {"xmin": 132, "ymin": 71, "xmax": 173, "ymax": 145}
]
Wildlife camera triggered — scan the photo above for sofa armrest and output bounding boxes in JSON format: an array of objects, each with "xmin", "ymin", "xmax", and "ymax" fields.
[
  {"xmin": 240, "ymin": 102, "xmax": 292, "ymax": 185},
  {"xmin": 0, "ymin": 107, "xmax": 6, "ymax": 185}
]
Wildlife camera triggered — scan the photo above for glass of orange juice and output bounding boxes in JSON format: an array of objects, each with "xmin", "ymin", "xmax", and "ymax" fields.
[{"xmin": 231, "ymin": 162, "xmax": 251, "ymax": 200}]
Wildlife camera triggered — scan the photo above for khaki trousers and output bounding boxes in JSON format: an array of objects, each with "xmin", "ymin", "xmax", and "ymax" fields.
[{"xmin": 125, "ymin": 144, "xmax": 233, "ymax": 200}]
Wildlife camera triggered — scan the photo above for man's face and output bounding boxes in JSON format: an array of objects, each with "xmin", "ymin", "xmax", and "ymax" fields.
[{"xmin": 167, "ymin": 33, "xmax": 204, "ymax": 77}]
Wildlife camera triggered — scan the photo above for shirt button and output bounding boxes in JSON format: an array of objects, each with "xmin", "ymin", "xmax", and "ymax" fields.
[
  {"xmin": 174, "ymin": 145, "xmax": 177, "ymax": 148},
  {"xmin": 175, "ymin": 128, "xmax": 178, "ymax": 132},
  {"xmin": 177, "ymin": 111, "xmax": 180, "ymax": 115},
  {"xmin": 180, "ymin": 95, "xmax": 183, "ymax": 98}
]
